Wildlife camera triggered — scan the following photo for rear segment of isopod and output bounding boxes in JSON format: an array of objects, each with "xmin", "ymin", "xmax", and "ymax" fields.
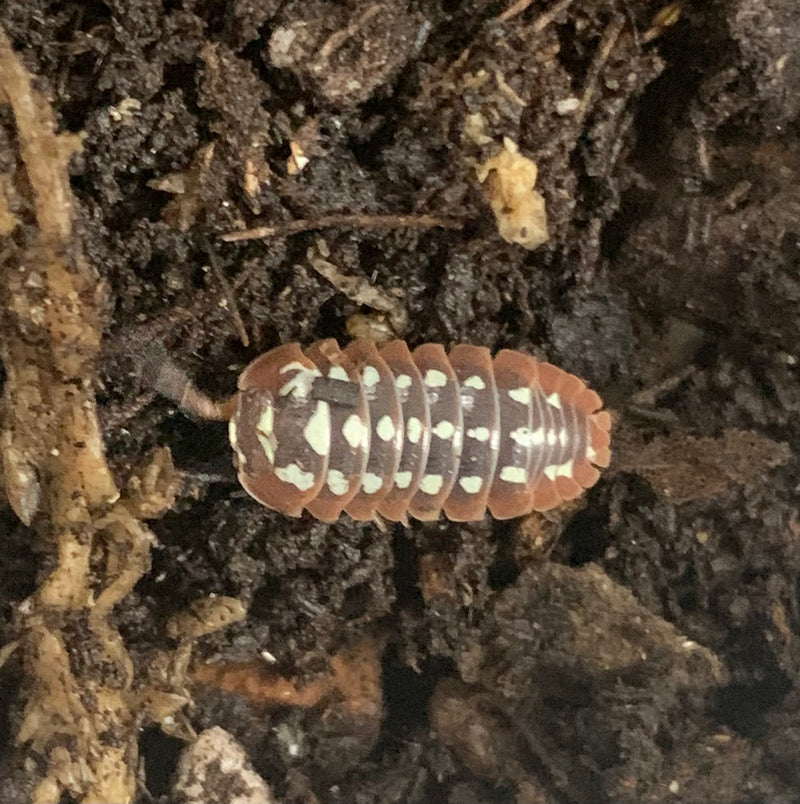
[{"xmin": 524, "ymin": 361, "xmax": 610, "ymax": 512}]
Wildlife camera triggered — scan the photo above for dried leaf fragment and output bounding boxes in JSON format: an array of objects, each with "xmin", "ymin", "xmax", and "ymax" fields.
[
  {"xmin": 308, "ymin": 239, "xmax": 408, "ymax": 334},
  {"xmin": 477, "ymin": 137, "xmax": 548, "ymax": 250},
  {"xmin": 167, "ymin": 596, "xmax": 247, "ymax": 641},
  {"xmin": 287, "ymin": 140, "xmax": 310, "ymax": 175},
  {"xmin": 148, "ymin": 143, "xmax": 215, "ymax": 232}
]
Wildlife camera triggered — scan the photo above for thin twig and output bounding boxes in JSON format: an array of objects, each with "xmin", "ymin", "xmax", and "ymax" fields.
[
  {"xmin": 497, "ymin": 0, "xmax": 536, "ymax": 22},
  {"xmin": 532, "ymin": 0, "xmax": 578, "ymax": 31},
  {"xmin": 498, "ymin": 0, "xmax": 578, "ymax": 29},
  {"xmin": 573, "ymin": 14, "xmax": 626, "ymax": 130},
  {"xmin": 221, "ymin": 213, "xmax": 463, "ymax": 243}
]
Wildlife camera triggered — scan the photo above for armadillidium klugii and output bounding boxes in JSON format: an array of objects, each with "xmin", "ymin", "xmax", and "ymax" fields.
[{"xmin": 223, "ymin": 339, "xmax": 611, "ymax": 522}]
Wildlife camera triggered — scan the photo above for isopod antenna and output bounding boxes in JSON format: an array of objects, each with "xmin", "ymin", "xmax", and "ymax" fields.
[{"xmin": 142, "ymin": 342, "xmax": 234, "ymax": 422}]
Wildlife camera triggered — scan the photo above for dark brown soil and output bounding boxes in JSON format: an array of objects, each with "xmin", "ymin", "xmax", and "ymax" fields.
[{"xmin": 0, "ymin": 0, "xmax": 798, "ymax": 802}]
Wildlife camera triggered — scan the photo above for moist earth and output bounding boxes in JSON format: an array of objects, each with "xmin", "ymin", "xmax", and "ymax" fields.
[{"xmin": 0, "ymin": 1, "xmax": 798, "ymax": 802}]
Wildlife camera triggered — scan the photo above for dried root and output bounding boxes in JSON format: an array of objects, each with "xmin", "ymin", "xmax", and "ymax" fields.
[{"xmin": 0, "ymin": 27, "xmax": 199, "ymax": 804}]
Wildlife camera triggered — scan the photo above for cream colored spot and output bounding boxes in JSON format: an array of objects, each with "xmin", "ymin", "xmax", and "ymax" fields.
[
  {"xmin": 432, "ymin": 420, "xmax": 455, "ymax": 440},
  {"xmin": 459, "ymin": 475, "xmax": 483, "ymax": 494},
  {"xmin": 328, "ymin": 365, "xmax": 349, "ymax": 381},
  {"xmin": 424, "ymin": 369, "xmax": 447, "ymax": 388},
  {"xmin": 229, "ymin": 420, "xmax": 248, "ymax": 467},
  {"xmin": 547, "ymin": 429, "xmax": 558, "ymax": 446},
  {"xmin": 395, "ymin": 374, "xmax": 412, "ymax": 389},
  {"xmin": 406, "ymin": 416, "xmax": 423, "ymax": 444},
  {"xmin": 255, "ymin": 406, "xmax": 276, "ymax": 463},
  {"xmin": 362, "ymin": 365, "xmax": 380, "ymax": 387},
  {"xmin": 327, "ymin": 469, "xmax": 349, "ymax": 495},
  {"xmin": 255, "ymin": 434, "xmax": 275, "ymax": 464},
  {"xmin": 510, "ymin": 426, "xmax": 534, "ymax": 447},
  {"xmin": 257, "ymin": 405, "xmax": 274, "ymax": 435},
  {"xmin": 279, "ymin": 367, "xmax": 320, "ymax": 398},
  {"xmin": 508, "ymin": 387, "xmax": 531, "ymax": 405},
  {"xmin": 463, "ymin": 375, "xmax": 486, "ymax": 390},
  {"xmin": 500, "ymin": 465, "xmax": 528, "ymax": 484},
  {"xmin": 275, "ymin": 463, "xmax": 315, "ymax": 491},
  {"xmin": 545, "ymin": 392, "xmax": 562, "ymax": 409},
  {"xmin": 558, "ymin": 427, "xmax": 568, "ymax": 447},
  {"xmin": 544, "ymin": 460, "xmax": 574, "ymax": 481},
  {"xmin": 376, "ymin": 415, "xmax": 396, "ymax": 442},
  {"xmin": 587, "ymin": 445, "xmax": 597, "ymax": 461},
  {"xmin": 256, "ymin": 434, "xmax": 276, "ymax": 463},
  {"xmin": 530, "ymin": 427, "xmax": 545, "ymax": 446},
  {"xmin": 279, "ymin": 360, "xmax": 307, "ymax": 374},
  {"xmin": 303, "ymin": 401, "xmax": 331, "ymax": 456},
  {"xmin": 394, "ymin": 470, "xmax": 412, "ymax": 489},
  {"xmin": 420, "ymin": 474, "xmax": 443, "ymax": 494},
  {"xmin": 467, "ymin": 426, "xmax": 490, "ymax": 443},
  {"xmin": 342, "ymin": 414, "xmax": 365, "ymax": 449},
  {"xmin": 362, "ymin": 472, "xmax": 383, "ymax": 494}
]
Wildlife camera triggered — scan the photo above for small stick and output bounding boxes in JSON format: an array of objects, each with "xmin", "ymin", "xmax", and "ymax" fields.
[
  {"xmin": 221, "ymin": 213, "xmax": 463, "ymax": 243},
  {"xmin": 573, "ymin": 15, "xmax": 626, "ymax": 130},
  {"xmin": 498, "ymin": 0, "xmax": 577, "ymax": 29},
  {"xmin": 498, "ymin": 0, "xmax": 535, "ymax": 21}
]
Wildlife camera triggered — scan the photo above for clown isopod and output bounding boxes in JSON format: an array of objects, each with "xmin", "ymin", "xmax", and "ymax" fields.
[{"xmin": 155, "ymin": 339, "xmax": 611, "ymax": 523}]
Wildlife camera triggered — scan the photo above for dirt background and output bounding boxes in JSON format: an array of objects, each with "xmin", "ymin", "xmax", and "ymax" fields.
[{"xmin": 0, "ymin": 0, "xmax": 798, "ymax": 802}]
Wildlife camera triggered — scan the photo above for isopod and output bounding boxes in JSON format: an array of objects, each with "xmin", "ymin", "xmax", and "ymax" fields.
[{"xmin": 157, "ymin": 339, "xmax": 611, "ymax": 523}]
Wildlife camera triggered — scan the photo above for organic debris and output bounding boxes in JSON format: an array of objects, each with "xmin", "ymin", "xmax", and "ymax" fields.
[
  {"xmin": 171, "ymin": 727, "xmax": 277, "ymax": 804},
  {"xmin": 0, "ymin": 26, "xmax": 148, "ymax": 802},
  {"xmin": 222, "ymin": 212, "xmax": 462, "ymax": 243},
  {"xmin": 477, "ymin": 138, "xmax": 548, "ymax": 250},
  {"xmin": 0, "ymin": 0, "xmax": 797, "ymax": 801},
  {"xmin": 307, "ymin": 239, "xmax": 408, "ymax": 335},
  {"xmin": 191, "ymin": 638, "xmax": 382, "ymax": 719}
]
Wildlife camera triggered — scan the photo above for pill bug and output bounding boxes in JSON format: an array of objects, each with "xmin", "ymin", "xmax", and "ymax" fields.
[{"xmin": 218, "ymin": 339, "xmax": 611, "ymax": 523}]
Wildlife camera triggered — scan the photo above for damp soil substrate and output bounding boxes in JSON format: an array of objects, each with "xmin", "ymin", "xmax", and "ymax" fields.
[{"xmin": 0, "ymin": 1, "xmax": 798, "ymax": 803}]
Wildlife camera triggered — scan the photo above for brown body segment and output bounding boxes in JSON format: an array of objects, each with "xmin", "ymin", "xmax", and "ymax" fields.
[
  {"xmin": 342, "ymin": 339, "xmax": 403, "ymax": 520},
  {"xmin": 488, "ymin": 349, "xmax": 539, "ymax": 519},
  {"xmin": 302, "ymin": 339, "xmax": 370, "ymax": 522},
  {"xmin": 445, "ymin": 345, "xmax": 500, "ymax": 521},
  {"xmin": 407, "ymin": 344, "xmax": 465, "ymax": 521},
  {"xmin": 527, "ymin": 361, "xmax": 567, "ymax": 512},
  {"xmin": 376, "ymin": 340, "xmax": 431, "ymax": 522}
]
